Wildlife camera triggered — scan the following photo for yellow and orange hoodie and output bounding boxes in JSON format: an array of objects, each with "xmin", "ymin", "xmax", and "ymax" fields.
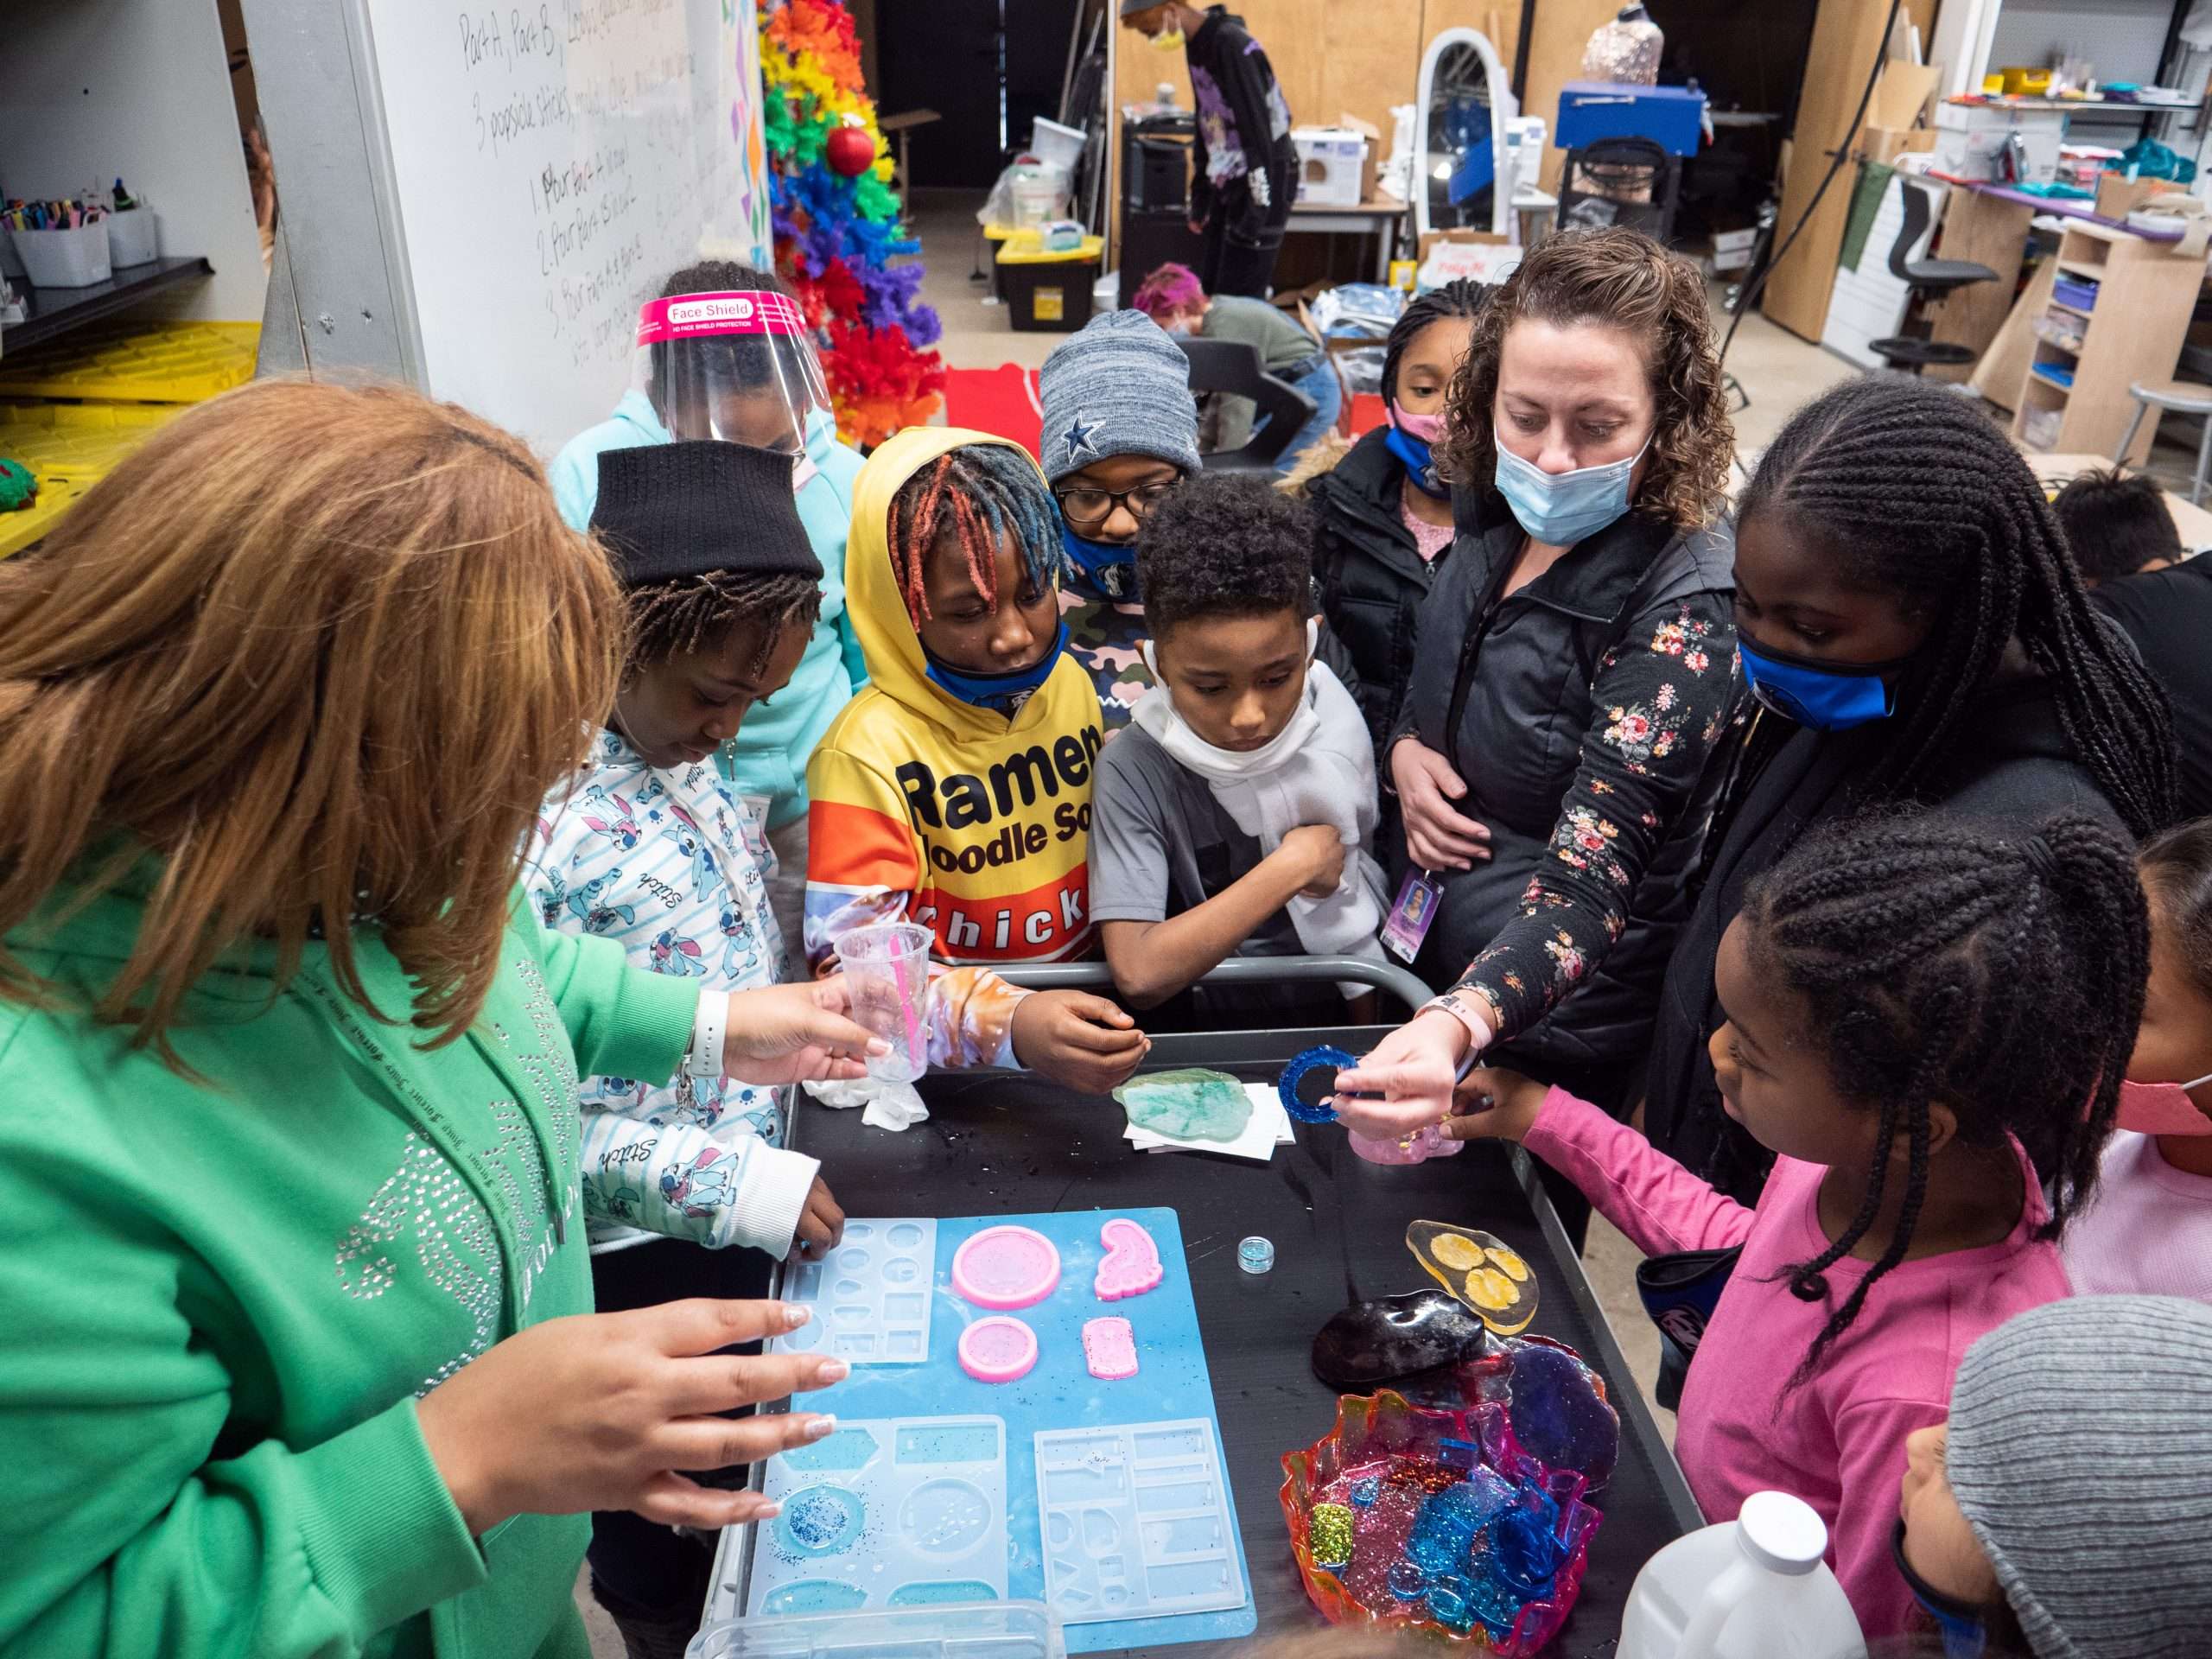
[{"xmin": 805, "ymin": 428, "xmax": 1103, "ymax": 980}]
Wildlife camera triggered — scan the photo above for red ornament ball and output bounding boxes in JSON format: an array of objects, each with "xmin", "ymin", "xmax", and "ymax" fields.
[{"xmin": 824, "ymin": 123, "xmax": 875, "ymax": 177}]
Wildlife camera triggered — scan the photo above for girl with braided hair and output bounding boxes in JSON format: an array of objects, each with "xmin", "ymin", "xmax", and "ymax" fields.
[
  {"xmin": 1440, "ymin": 807, "xmax": 2139, "ymax": 1636},
  {"xmin": 1306, "ymin": 278, "xmax": 1491, "ymax": 753},
  {"xmin": 1635, "ymin": 372, "xmax": 2177, "ymax": 1198},
  {"xmin": 805, "ymin": 429, "xmax": 1151, "ymax": 1097}
]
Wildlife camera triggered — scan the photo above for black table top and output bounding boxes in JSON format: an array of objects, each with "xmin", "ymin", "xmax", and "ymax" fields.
[{"xmin": 720, "ymin": 1035, "xmax": 1698, "ymax": 1656}]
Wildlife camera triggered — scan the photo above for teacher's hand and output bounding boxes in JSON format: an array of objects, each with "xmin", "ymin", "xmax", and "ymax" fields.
[
  {"xmin": 1330, "ymin": 1007, "xmax": 1477, "ymax": 1140},
  {"xmin": 418, "ymin": 1300, "xmax": 845, "ymax": 1535},
  {"xmin": 723, "ymin": 978, "xmax": 888, "ymax": 1085},
  {"xmin": 1391, "ymin": 738, "xmax": 1492, "ymax": 873}
]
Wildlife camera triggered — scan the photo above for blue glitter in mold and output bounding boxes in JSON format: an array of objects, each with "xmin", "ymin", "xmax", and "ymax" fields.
[
  {"xmin": 1349, "ymin": 1475, "xmax": 1380, "ymax": 1509},
  {"xmin": 1277, "ymin": 1046, "xmax": 1357, "ymax": 1124},
  {"xmin": 779, "ymin": 1485, "xmax": 863, "ymax": 1556}
]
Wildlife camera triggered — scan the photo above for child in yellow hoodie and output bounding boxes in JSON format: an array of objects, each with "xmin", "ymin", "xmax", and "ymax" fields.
[{"xmin": 806, "ymin": 428, "xmax": 1148, "ymax": 1092}]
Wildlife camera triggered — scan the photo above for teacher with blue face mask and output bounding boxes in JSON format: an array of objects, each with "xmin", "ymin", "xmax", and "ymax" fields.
[{"xmin": 1333, "ymin": 230, "xmax": 1742, "ymax": 1180}]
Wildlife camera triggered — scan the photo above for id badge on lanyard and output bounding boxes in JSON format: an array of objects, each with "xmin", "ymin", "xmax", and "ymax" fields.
[{"xmin": 1382, "ymin": 868, "xmax": 1445, "ymax": 963}]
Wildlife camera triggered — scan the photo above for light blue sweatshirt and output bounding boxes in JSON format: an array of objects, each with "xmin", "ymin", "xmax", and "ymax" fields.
[{"xmin": 550, "ymin": 392, "xmax": 869, "ymax": 830}]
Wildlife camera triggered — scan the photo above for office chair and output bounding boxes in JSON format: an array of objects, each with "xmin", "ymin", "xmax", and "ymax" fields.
[
  {"xmin": 1175, "ymin": 336, "xmax": 1318, "ymax": 474},
  {"xmin": 1870, "ymin": 178, "xmax": 1999, "ymax": 374}
]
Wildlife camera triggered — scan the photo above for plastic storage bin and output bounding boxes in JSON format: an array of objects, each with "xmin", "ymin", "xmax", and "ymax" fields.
[
  {"xmin": 688, "ymin": 1600, "xmax": 1064, "ymax": 1658},
  {"xmin": 10, "ymin": 222, "xmax": 111, "ymax": 289},
  {"xmin": 105, "ymin": 207, "xmax": 159, "ymax": 267},
  {"xmin": 2051, "ymin": 275, "xmax": 2100, "ymax": 312},
  {"xmin": 995, "ymin": 235, "xmax": 1104, "ymax": 333}
]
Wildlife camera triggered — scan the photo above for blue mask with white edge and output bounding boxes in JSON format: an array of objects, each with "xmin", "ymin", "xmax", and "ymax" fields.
[
  {"xmin": 1493, "ymin": 437, "xmax": 1649, "ymax": 546},
  {"xmin": 924, "ymin": 621, "xmax": 1071, "ymax": 717},
  {"xmin": 1058, "ymin": 523, "xmax": 1139, "ymax": 600}
]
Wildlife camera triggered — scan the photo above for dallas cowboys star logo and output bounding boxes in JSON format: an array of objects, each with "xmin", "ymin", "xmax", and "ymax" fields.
[{"xmin": 1063, "ymin": 414, "xmax": 1103, "ymax": 462}]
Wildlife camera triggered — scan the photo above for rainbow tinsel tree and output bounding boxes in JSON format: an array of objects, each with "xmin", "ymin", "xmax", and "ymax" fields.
[{"xmin": 760, "ymin": 0, "xmax": 944, "ymax": 447}]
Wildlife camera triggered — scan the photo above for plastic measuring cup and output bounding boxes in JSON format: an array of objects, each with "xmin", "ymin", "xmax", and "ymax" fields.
[{"xmin": 833, "ymin": 922, "xmax": 932, "ymax": 1083}]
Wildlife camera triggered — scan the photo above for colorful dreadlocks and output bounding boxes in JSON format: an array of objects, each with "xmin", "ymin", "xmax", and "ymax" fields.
[{"xmin": 887, "ymin": 442, "xmax": 1058, "ymax": 627}]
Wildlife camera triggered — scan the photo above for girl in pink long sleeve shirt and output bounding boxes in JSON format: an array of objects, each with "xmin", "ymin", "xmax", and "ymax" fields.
[{"xmin": 1429, "ymin": 810, "xmax": 2149, "ymax": 1637}]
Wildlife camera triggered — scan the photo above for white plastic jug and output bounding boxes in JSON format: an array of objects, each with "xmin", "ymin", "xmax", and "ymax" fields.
[{"xmin": 1618, "ymin": 1492, "xmax": 1867, "ymax": 1659}]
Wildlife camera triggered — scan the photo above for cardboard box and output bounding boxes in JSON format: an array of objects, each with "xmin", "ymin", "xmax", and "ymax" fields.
[
  {"xmin": 2096, "ymin": 172, "xmax": 2171, "ymax": 219},
  {"xmin": 1415, "ymin": 228, "xmax": 1522, "ymax": 290},
  {"xmin": 1869, "ymin": 61, "xmax": 1940, "ymax": 131},
  {"xmin": 1293, "ymin": 125, "xmax": 1372, "ymax": 207},
  {"xmin": 1710, "ymin": 225, "xmax": 1759, "ymax": 272},
  {"xmin": 1860, "ymin": 124, "xmax": 1938, "ymax": 165}
]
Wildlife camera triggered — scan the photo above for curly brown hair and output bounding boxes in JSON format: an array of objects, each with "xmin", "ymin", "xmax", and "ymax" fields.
[{"xmin": 1435, "ymin": 227, "xmax": 1732, "ymax": 531}]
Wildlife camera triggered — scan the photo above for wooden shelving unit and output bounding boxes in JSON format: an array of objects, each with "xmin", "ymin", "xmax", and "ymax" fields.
[{"xmin": 2011, "ymin": 221, "xmax": 2204, "ymax": 462}]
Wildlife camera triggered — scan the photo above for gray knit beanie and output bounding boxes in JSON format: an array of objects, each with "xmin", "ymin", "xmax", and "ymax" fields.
[
  {"xmin": 1946, "ymin": 1295, "xmax": 2212, "ymax": 1659},
  {"xmin": 1038, "ymin": 309, "xmax": 1200, "ymax": 483}
]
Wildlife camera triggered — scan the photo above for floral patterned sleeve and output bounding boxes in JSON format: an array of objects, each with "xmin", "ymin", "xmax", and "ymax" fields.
[{"xmin": 1427, "ymin": 589, "xmax": 1739, "ymax": 1046}]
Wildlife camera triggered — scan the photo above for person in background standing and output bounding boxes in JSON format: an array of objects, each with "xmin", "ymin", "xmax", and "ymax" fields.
[
  {"xmin": 1134, "ymin": 262, "xmax": 1341, "ymax": 474},
  {"xmin": 2053, "ymin": 467, "xmax": 2211, "ymax": 823},
  {"xmin": 1119, "ymin": 2, "xmax": 1296, "ymax": 299}
]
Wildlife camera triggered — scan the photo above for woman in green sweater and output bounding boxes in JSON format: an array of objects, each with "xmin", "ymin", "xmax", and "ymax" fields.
[{"xmin": 0, "ymin": 382, "xmax": 883, "ymax": 1659}]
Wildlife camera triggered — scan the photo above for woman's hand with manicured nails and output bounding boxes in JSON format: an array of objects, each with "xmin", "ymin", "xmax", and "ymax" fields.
[
  {"xmin": 1013, "ymin": 990, "xmax": 1151, "ymax": 1094},
  {"xmin": 1331, "ymin": 1008, "xmax": 1474, "ymax": 1139},
  {"xmin": 723, "ymin": 976, "xmax": 890, "ymax": 1084},
  {"xmin": 1390, "ymin": 738, "xmax": 1492, "ymax": 872},
  {"xmin": 417, "ymin": 1300, "xmax": 846, "ymax": 1535}
]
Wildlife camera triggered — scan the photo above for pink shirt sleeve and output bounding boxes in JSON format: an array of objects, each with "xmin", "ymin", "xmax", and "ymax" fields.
[
  {"xmin": 1522, "ymin": 1086, "xmax": 1758, "ymax": 1257},
  {"xmin": 1828, "ymin": 1392, "xmax": 1947, "ymax": 1637}
]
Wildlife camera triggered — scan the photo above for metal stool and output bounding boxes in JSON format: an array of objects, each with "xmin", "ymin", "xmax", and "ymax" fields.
[{"xmin": 2115, "ymin": 380, "xmax": 2212, "ymax": 505}]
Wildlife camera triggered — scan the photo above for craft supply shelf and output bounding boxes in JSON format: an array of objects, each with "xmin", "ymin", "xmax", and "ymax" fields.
[{"xmin": 2, "ymin": 257, "xmax": 213, "ymax": 354}]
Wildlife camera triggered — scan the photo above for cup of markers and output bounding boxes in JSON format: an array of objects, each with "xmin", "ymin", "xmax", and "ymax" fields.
[
  {"xmin": 6, "ymin": 197, "xmax": 112, "ymax": 289},
  {"xmin": 105, "ymin": 180, "xmax": 158, "ymax": 268}
]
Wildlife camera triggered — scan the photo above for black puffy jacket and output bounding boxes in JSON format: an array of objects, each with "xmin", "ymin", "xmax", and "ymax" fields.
[{"xmin": 1307, "ymin": 428, "xmax": 1449, "ymax": 755}]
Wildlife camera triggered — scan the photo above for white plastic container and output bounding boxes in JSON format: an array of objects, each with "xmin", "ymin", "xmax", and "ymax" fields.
[
  {"xmin": 10, "ymin": 221, "xmax": 111, "ymax": 289},
  {"xmin": 1029, "ymin": 117, "xmax": 1088, "ymax": 174},
  {"xmin": 105, "ymin": 207, "xmax": 159, "ymax": 267},
  {"xmin": 1618, "ymin": 1492, "xmax": 1866, "ymax": 1659},
  {"xmin": 690, "ymin": 1600, "xmax": 1063, "ymax": 1658}
]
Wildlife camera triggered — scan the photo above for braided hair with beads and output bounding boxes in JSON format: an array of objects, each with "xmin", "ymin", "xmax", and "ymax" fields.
[
  {"xmin": 887, "ymin": 442, "xmax": 1060, "ymax": 630},
  {"xmin": 1741, "ymin": 807, "xmax": 2148, "ymax": 1378},
  {"xmin": 1738, "ymin": 375, "xmax": 2175, "ymax": 836}
]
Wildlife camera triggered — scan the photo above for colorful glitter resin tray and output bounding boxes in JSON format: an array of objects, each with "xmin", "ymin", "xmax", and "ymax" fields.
[
  {"xmin": 1279, "ymin": 1390, "xmax": 1600, "ymax": 1651},
  {"xmin": 770, "ymin": 1218, "xmax": 936, "ymax": 1365},
  {"xmin": 748, "ymin": 1415, "xmax": 1008, "ymax": 1615},
  {"xmin": 1034, "ymin": 1420, "xmax": 1245, "ymax": 1625}
]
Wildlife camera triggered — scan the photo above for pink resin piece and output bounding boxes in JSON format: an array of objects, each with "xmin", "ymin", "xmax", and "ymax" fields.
[
  {"xmin": 1082, "ymin": 1316, "xmax": 1139, "ymax": 1380},
  {"xmin": 957, "ymin": 1314, "xmax": 1039, "ymax": 1383},
  {"xmin": 950, "ymin": 1224, "xmax": 1062, "ymax": 1310},
  {"xmin": 1094, "ymin": 1217, "xmax": 1165, "ymax": 1300}
]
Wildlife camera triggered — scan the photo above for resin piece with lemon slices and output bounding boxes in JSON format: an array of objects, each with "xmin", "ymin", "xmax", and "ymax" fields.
[{"xmin": 1404, "ymin": 1219, "xmax": 1538, "ymax": 1335}]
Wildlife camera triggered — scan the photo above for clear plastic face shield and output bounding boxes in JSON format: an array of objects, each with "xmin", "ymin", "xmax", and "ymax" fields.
[{"xmin": 632, "ymin": 289, "xmax": 835, "ymax": 486}]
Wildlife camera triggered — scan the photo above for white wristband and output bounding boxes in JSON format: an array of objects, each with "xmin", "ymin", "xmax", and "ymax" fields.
[{"xmin": 685, "ymin": 991, "xmax": 731, "ymax": 1079}]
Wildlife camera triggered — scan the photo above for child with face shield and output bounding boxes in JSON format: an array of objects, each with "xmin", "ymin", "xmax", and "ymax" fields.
[{"xmin": 550, "ymin": 264, "xmax": 867, "ymax": 967}]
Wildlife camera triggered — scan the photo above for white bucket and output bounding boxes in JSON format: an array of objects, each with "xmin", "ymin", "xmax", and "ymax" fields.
[
  {"xmin": 1030, "ymin": 117, "xmax": 1088, "ymax": 173},
  {"xmin": 1009, "ymin": 168, "xmax": 1067, "ymax": 227},
  {"xmin": 105, "ymin": 207, "xmax": 159, "ymax": 267},
  {"xmin": 11, "ymin": 221, "xmax": 112, "ymax": 289}
]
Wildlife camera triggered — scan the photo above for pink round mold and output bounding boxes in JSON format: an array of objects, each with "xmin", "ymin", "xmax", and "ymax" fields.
[
  {"xmin": 950, "ymin": 1224, "xmax": 1061, "ymax": 1310},
  {"xmin": 957, "ymin": 1315, "xmax": 1039, "ymax": 1383}
]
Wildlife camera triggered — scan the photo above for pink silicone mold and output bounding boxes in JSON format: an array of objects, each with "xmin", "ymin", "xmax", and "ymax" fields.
[
  {"xmin": 1093, "ymin": 1217, "xmax": 1164, "ymax": 1301},
  {"xmin": 951, "ymin": 1224, "xmax": 1062, "ymax": 1311},
  {"xmin": 957, "ymin": 1315, "xmax": 1039, "ymax": 1383},
  {"xmin": 1082, "ymin": 1316, "xmax": 1139, "ymax": 1380}
]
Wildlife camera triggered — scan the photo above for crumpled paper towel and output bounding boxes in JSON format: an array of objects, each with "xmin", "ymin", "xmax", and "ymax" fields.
[{"xmin": 803, "ymin": 1075, "xmax": 929, "ymax": 1132}]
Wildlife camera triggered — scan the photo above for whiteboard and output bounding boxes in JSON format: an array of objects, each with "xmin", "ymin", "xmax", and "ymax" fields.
[{"xmin": 358, "ymin": 0, "xmax": 775, "ymax": 455}]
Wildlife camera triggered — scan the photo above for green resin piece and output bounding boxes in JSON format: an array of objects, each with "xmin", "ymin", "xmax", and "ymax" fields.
[{"xmin": 1114, "ymin": 1068, "xmax": 1252, "ymax": 1142}]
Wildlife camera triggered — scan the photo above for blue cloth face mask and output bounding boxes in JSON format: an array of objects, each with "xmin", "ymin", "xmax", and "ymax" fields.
[
  {"xmin": 1383, "ymin": 423, "xmax": 1449, "ymax": 499},
  {"xmin": 924, "ymin": 620, "xmax": 1071, "ymax": 717},
  {"xmin": 1059, "ymin": 523, "xmax": 1139, "ymax": 601},
  {"xmin": 1493, "ymin": 435, "xmax": 1649, "ymax": 545},
  {"xmin": 1736, "ymin": 636, "xmax": 1915, "ymax": 733},
  {"xmin": 1892, "ymin": 1522, "xmax": 1989, "ymax": 1659}
]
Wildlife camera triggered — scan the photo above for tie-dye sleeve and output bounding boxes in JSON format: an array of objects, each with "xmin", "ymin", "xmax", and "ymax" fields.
[{"xmin": 924, "ymin": 965, "xmax": 1031, "ymax": 1071}]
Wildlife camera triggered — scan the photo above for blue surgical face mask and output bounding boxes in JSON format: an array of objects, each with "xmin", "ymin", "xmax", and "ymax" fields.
[
  {"xmin": 1058, "ymin": 523, "xmax": 1140, "ymax": 600},
  {"xmin": 1493, "ymin": 435, "xmax": 1649, "ymax": 545},
  {"xmin": 1383, "ymin": 423, "xmax": 1449, "ymax": 499},
  {"xmin": 1736, "ymin": 636, "xmax": 1916, "ymax": 733},
  {"xmin": 924, "ymin": 620, "xmax": 1071, "ymax": 717}
]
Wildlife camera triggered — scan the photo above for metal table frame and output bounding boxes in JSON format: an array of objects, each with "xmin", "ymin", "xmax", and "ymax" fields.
[{"xmin": 702, "ymin": 957, "xmax": 1700, "ymax": 1651}]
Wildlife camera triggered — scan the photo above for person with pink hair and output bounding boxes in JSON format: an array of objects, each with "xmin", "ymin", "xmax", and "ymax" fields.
[{"xmin": 1133, "ymin": 262, "xmax": 1341, "ymax": 474}]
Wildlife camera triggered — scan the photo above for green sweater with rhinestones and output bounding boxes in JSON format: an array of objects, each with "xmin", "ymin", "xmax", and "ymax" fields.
[{"xmin": 0, "ymin": 878, "xmax": 699, "ymax": 1659}]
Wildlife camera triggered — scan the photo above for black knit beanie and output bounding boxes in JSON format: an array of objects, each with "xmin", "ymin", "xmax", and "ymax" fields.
[{"xmin": 589, "ymin": 441, "xmax": 822, "ymax": 588}]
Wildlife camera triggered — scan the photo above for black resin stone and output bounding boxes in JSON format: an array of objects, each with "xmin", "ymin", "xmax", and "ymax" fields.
[{"xmin": 1311, "ymin": 1289, "xmax": 1495, "ymax": 1391}]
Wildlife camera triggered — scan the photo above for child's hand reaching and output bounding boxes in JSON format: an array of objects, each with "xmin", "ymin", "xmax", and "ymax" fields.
[
  {"xmin": 1013, "ymin": 990, "xmax": 1151, "ymax": 1095},
  {"xmin": 1274, "ymin": 823, "xmax": 1348, "ymax": 899},
  {"xmin": 791, "ymin": 1176, "xmax": 845, "ymax": 1262},
  {"xmin": 1437, "ymin": 1065, "xmax": 1548, "ymax": 1145}
]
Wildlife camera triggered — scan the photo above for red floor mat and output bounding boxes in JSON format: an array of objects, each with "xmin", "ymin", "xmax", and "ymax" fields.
[{"xmin": 939, "ymin": 365, "xmax": 1043, "ymax": 457}]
